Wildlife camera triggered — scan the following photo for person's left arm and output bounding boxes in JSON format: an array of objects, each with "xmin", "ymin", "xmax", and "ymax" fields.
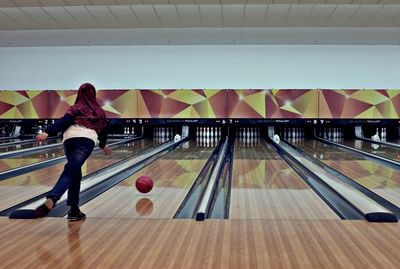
[{"xmin": 98, "ymin": 126, "xmax": 112, "ymax": 155}]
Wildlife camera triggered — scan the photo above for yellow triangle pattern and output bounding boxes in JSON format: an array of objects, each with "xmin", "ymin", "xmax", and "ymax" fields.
[
  {"xmin": 271, "ymin": 89, "xmax": 280, "ymax": 95},
  {"xmin": 26, "ymin": 91, "xmax": 43, "ymax": 99},
  {"xmin": 64, "ymin": 94, "xmax": 77, "ymax": 105},
  {"xmin": 243, "ymin": 91, "xmax": 266, "ymax": 117},
  {"xmin": 202, "ymin": 101, "xmax": 216, "ymax": 118},
  {"xmin": 356, "ymin": 106, "xmax": 383, "ymax": 118},
  {"xmin": 168, "ymin": 90, "xmax": 205, "ymax": 105},
  {"xmin": 377, "ymin": 100, "xmax": 396, "ymax": 118},
  {"xmin": 387, "ymin": 90, "xmax": 400, "ymax": 99},
  {"xmin": 334, "ymin": 90, "xmax": 348, "ymax": 96},
  {"xmin": 102, "ymin": 104, "xmax": 121, "ymax": 115},
  {"xmin": 203, "ymin": 90, "xmax": 220, "ymax": 98},
  {"xmin": 1, "ymin": 107, "xmax": 24, "ymax": 118},
  {"xmin": 292, "ymin": 91, "xmax": 317, "ymax": 115},
  {"xmin": 351, "ymin": 90, "xmax": 389, "ymax": 105},
  {"xmin": 2, "ymin": 92, "xmax": 29, "ymax": 106},
  {"xmin": 19, "ymin": 101, "xmax": 38, "ymax": 118},
  {"xmin": 173, "ymin": 106, "xmax": 193, "ymax": 118},
  {"xmin": 280, "ymin": 103, "xmax": 302, "ymax": 115},
  {"xmin": 152, "ymin": 90, "xmax": 166, "ymax": 97}
]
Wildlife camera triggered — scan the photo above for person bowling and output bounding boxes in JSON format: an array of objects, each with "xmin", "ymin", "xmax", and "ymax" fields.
[{"xmin": 36, "ymin": 83, "xmax": 112, "ymax": 221}]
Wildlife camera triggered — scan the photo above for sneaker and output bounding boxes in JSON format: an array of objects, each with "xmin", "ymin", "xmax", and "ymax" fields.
[
  {"xmin": 35, "ymin": 197, "xmax": 57, "ymax": 218},
  {"xmin": 67, "ymin": 209, "xmax": 86, "ymax": 221}
]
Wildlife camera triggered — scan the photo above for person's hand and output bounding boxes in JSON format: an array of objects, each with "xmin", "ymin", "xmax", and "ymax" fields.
[
  {"xmin": 36, "ymin": 132, "xmax": 48, "ymax": 142},
  {"xmin": 102, "ymin": 145, "xmax": 112, "ymax": 155}
]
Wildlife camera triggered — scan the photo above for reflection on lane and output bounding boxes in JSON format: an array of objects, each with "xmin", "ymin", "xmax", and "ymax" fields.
[
  {"xmin": 80, "ymin": 140, "xmax": 215, "ymax": 219},
  {"xmin": 0, "ymin": 138, "xmax": 122, "ymax": 172},
  {"xmin": 333, "ymin": 138, "xmax": 400, "ymax": 162},
  {"xmin": 0, "ymin": 146, "xmax": 65, "ymax": 172},
  {"xmin": 0, "ymin": 139, "xmax": 61, "ymax": 153},
  {"xmin": 0, "ymin": 139, "xmax": 156, "ymax": 211},
  {"xmin": 229, "ymin": 140, "xmax": 337, "ymax": 220},
  {"xmin": 290, "ymin": 139, "xmax": 400, "ymax": 208}
]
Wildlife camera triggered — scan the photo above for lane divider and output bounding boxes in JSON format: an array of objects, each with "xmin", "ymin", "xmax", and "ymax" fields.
[
  {"xmin": 270, "ymin": 137, "xmax": 397, "ymax": 222},
  {"xmin": 195, "ymin": 138, "xmax": 229, "ymax": 221}
]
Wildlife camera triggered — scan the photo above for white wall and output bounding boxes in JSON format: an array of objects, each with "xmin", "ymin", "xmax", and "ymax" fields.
[{"xmin": 0, "ymin": 45, "xmax": 399, "ymax": 89}]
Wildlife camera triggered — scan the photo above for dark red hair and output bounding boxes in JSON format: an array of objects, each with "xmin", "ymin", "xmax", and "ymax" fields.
[{"xmin": 67, "ymin": 83, "xmax": 106, "ymax": 134}]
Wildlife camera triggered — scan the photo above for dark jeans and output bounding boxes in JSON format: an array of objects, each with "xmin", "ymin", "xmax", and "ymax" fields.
[{"xmin": 47, "ymin": 137, "xmax": 95, "ymax": 207}]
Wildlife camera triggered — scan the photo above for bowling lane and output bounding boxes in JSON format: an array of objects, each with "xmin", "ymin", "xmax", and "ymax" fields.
[
  {"xmin": 229, "ymin": 139, "xmax": 337, "ymax": 220},
  {"xmin": 80, "ymin": 140, "xmax": 215, "ymax": 219},
  {"xmin": 336, "ymin": 138, "xmax": 400, "ymax": 162},
  {"xmin": 0, "ymin": 139, "xmax": 157, "ymax": 211},
  {"xmin": 290, "ymin": 139, "xmax": 400, "ymax": 208},
  {"xmin": 0, "ymin": 138, "xmax": 61, "ymax": 153},
  {"xmin": 0, "ymin": 138, "xmax": 121, "ymax": 173},
  {"xmin": 0, "ymin": 146, "xmax": 64, "ymax": 172}
]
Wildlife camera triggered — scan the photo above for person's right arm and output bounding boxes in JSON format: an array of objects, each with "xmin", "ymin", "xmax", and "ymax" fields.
[{"xmin": 37, "ymin": 113, "xmax": 74, "ymax": 142}]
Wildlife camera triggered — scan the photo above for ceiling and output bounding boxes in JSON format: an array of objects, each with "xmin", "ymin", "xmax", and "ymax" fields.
[
  {"xmin": 0, "ymin": 0, "xmax": 400, "ymax": 46},
  {"xmin": 1, "ymin": 1, "xmax": 400, "ymax": 7},
  {"xmin": 1, "ymin": 3, "xmax": 400, "ymax": 29}
]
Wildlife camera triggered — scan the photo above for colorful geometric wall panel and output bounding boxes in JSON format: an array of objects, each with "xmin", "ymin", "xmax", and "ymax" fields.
[
  {"xmin": 49, "ymin": 90, "xmax": 76, "ymax": 118},
  {"xmin": 49, "ymin": 90, "xmax": 137, "ymax": 119},
  {"xmin": 138, "ymin": 90, "xmax": 227, "ymax": 118},
  {"xmin": 228, "ymin": 90, "xmax": 266, "ymax": 118},
  {"xmin": 319, "ymin": 90, "xmax": 400, "ymax": 119},
  {"xmin": 0, "ymin": 90, "xmax": 49, "ymax": 119},
  {"xmin": 266, "ymin": 90, "xmax": 318, "ymax": 118},
  {"xmin": 96, "ymin": 90, "xmax": 137, "ymax": 119}
]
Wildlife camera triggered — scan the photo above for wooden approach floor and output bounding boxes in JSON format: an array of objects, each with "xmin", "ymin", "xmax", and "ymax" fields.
[{"xmin": 0, "ymin": 218, "xmax": 399, "ymax": 269}]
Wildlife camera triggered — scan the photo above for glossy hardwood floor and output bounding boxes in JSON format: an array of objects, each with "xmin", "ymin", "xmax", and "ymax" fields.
[{"xmin": 0, "ymin": 217, "xmax": 399, "ymax": 269}]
